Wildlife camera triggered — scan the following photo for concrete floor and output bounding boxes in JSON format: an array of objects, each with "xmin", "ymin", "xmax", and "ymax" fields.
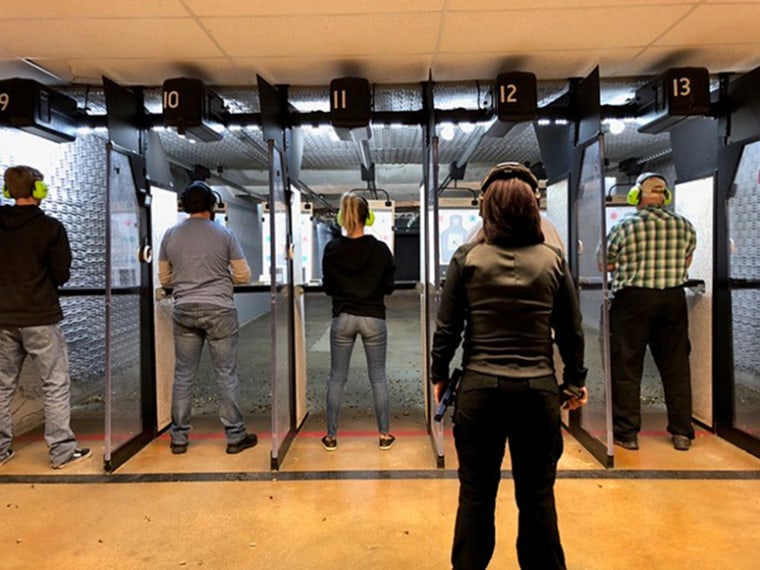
[
  {"xmin": 2, "ymin": 411, "xmax": 760, "ymax": 570},
  {"xmin": 3, "ymin": 291, "xmax": 760, "ymax": 569}
]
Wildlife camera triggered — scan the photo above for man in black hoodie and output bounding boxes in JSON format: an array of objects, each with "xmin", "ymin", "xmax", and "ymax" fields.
[{"xmin": 0, "ymin": 165, "xmax": 90, "ymax": 469}]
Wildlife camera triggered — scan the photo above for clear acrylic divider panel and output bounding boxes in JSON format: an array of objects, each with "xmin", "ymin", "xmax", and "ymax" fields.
[
  {"xmin": 269, "ymin": 144, "xmax": 292, "ymax": 459},
  {"xmin": 576, "ymin": 139, "xmax": 613, "ymax": 451},
  {"xmin": 105, "ymin": 150, "xmax": 143, "ymax": 455}
]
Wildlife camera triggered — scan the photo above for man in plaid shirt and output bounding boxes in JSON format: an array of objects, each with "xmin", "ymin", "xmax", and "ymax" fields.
[{"xmin": 606, "ymin": 172, "xmax": 697, "ymax": 451}]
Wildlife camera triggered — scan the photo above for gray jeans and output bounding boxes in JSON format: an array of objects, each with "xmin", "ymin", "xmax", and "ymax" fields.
[
  {"xmin": 0, "ymin": 325, "xmax": 78, "ymax": 465},
  {"xmin": 326, "ymin": 313, "xmax": 390, "ymax": 437}
]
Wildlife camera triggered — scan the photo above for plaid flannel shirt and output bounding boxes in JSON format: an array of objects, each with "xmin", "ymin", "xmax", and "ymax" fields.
[{"xmin": 606, "ymin": 206, "xmax": 697, "ymax": 293}]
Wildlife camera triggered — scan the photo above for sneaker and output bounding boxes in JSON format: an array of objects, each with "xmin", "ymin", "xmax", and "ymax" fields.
[
  {"xmin": 226, "ymin": 433, "xmax": 258, "ymax": 454},
  {"xmin": 614, "ymin": 437, "xmax": 639, "ymax": 451},
  {"xmin": 170, "ymin": 441, "xmax": 188, "ymax": 455},
  {"xmin": 321, "ymin": 435, "xmax": 337, "ymax": 451},
  {"xmin": 672, "ymin": 434, "xmax": 692, "ymax": 451},
  {"xmin": 52, "ymin": 448, "xmax": 92, "ymax": 470},
  {"xmin": 379, "ymin": 434, "xmax": 396, "ymax": 451},
  {"xmin": 0, "ymin": 449, "xmax": 15, "ymax": 467}
]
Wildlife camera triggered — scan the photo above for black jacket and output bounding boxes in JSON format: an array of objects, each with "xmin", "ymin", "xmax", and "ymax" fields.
[
  {"xmin": 0, "ymin": 205, "xmax": 71, "ymax": 326},
  {"xmin": 431, "ymin": 241, "xmax": 586, "ymax": 388},
  {"xmin": 322, "ymin": 234, "xmax": 395, "ymax": 319}
]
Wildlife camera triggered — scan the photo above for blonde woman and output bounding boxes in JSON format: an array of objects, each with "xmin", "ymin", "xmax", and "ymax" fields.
[{"xmin": 321, "ymin": 193, "xmax": 396, "ymax": 451}]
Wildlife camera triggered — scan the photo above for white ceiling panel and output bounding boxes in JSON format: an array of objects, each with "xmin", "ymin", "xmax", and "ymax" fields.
[
  {"xmin": 184, "ymin": 0, "xmax": 446, "ymax": 17},
  {"xmin": 240, "ymin": 56, "xmax": 435, "ymax": 86},
  {"xmin": 0, "ymin": 0, "xmax": 189, "ymax": 19},
  {"xmin": 0, "ymin": 19, "xmax": 219, "ymax": 59},
  {"xmin": 634, "ymin": 45, "xmax": 760, "ymax": 75},
  {"xmin": 656, "ymin": 4, "xmax": 760, "ymax": 46},
  {"xmin": 1, "ymin": 0, "xmax": 757, "ymax": 201},
  {"xmin": 440, "ymin": 6, "xmax": 695, "ymax": 53},
  {"xmin": 203, "ymin": 14, "xmax": 442, "ymax": 58},
  {"xmin": 67, "ymin": 58, "xmax": 239, "ymax": 86},
  {"xmin": 433, "ymin": 49, "xmax": 644, "ymax": 82},
  {"xmin": 448, "ymin": 0, "xmax": 698, "ymax": 8}
]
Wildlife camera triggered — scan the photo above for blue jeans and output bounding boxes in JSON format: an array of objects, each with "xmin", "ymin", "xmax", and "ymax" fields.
[
  {"xmin": 0, "ymin": 325, "xmax": 78, "ymax": 465},
  {"xmin": 326, "ymin": 313, "xmax": 390, "ymax": 437},
  {"xmin": 170, "ymin": 303, "xmax": 246, "ymax": 445}
]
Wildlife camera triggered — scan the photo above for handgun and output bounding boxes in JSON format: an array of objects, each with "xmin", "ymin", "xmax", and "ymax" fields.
[
  {"xmin": 434, "ymin": 368, "xmax": 463, "ymax": 422},
  {"xmin": 559, "ymin": 383, "xmax": 583, "ymax": 403}
]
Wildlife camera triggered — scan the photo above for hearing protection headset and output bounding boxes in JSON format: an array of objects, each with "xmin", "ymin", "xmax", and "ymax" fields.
[
  {"xmin": 480, "ymin": 162, "xmax": 541, "ymax": 200},
  {"xmin": 181, "ymin": 180, "xmax": 217, "ymax": 213},
  {"xmin": 627, "ymin": 172, "xmax": 673, "ymax": 206},
  {"xmin": 2, "ymin": 167, "xmax": 48, "ymax": 200},
  {"xmin": 337, "ymin": 193, "xmax": 375, "ymax": 227}
]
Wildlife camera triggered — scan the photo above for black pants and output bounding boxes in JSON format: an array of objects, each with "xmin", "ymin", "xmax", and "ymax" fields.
[
  {"xmin": 610, "ymin": 287, "xmax": 694, "ymax": 440},
  {"xmin": 451, "ymin": 373, "xmax": 566, "ymax": 570}
]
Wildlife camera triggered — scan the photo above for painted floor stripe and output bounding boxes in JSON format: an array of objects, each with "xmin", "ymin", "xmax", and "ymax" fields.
[{"xmin": 2, "ymin": 468, "xmax": 759, "ymax": 485}]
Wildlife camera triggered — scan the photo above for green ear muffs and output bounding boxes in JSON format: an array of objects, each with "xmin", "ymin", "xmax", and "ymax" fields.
[
  {"xmin": 2, "ymin": 179, "xmax": 48, "ymax": 200},
  {"xmin": 627, "ymin": 173, "xmax": 672, "ymax": 206}
]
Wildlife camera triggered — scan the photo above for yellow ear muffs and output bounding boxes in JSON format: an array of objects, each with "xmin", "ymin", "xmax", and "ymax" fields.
[
  {"xmin": 627, "ymin": 185, "xmax": 642, "ymax": 206},
  {"xmin": 337, "ymin": 207, "xmax": 375, "ymax": 227},
  {"xmin": 627, "ymin": 184, "xmax": 673, "ymax": 206},
  {"xmin": 2, "ymin": 180, "xmax": 48, "ymax": 200},
  {"xmin": 32, "ymin": 180, "xmax": 48, "ymax": 200},
  {"xmin": 630, "ymin": 173, "xmax": 673, "ymax": 207}
]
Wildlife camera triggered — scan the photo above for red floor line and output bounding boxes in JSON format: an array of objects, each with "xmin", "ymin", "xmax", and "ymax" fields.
[{"xmin": 15, "ymin": 428, "xmax": 715, "ymax": 443}]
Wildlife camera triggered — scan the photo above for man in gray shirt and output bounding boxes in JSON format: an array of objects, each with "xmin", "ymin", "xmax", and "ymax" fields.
[{"xmin": 159, "ymin": 181, "xmax": 256, "ymax": 455}]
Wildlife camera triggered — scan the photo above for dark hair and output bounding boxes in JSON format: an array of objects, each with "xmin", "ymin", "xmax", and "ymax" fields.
[
  {"xmin": 4, "ymin": 165, "xmax": 43, "ymax": 199},
  {"xmin": 481, "ymin": 178, "xmax": 544, "ymax": 247},
  {"xmin": 182, "ymin": 181, "xmax": 217, "ymax": 214}
]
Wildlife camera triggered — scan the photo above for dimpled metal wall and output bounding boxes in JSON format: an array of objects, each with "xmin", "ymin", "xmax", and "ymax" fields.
[
  {"xmin": 1, "ymin": 130, "xmax": 138, "ymax": 433},
  {"xmin": 730, "ymin": 142, "xmax": 760, "ymax": 378}
]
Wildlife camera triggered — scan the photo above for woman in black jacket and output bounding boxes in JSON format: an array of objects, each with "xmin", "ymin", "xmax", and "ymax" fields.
[
  {"xmin": 431, "ymin": 163, "xmax": 588, "ymax": 570},
  {"xmin": 321, "ymin": 193, "xmax": 396, "ymax": 451}
]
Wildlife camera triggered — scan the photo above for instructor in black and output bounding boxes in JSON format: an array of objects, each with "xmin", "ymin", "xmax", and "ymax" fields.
[{"xmin": 431, "ymin": 163, "xmax": 587, "ymax": 570}]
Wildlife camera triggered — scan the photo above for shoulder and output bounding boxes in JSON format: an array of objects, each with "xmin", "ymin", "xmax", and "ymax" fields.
[
  {"xmin": 458, "ymin": 240, "xmax": 485, "ymax": 264},
  {"xmin": 371, "ymin": 236, "xmax": 392, "ymax": 255},
  {"xmin": 38, "ymin": 211, "xmax": 65, "ymax": 233},
  {"xmin": 324, "ymin": 237, "xmax": 342, "ymax": 251},
  {"xmin": 608, "ymin": 215, "xmax": 635, "ymax": 236},
  {"xmin": 539, "ymin": 242, "xmax": 564, "ymax": 260}
]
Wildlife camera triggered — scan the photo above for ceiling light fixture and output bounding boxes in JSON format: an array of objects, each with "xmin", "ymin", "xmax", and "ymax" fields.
[
  {"xmin": 606, "ymin": 119, "xmax": 626, "ymax": 135},
  {"xmin": 440, "ymin": 124, "xmax": 455, "ymax": 141}
]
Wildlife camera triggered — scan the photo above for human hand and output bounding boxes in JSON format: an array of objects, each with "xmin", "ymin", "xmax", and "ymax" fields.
[{"xmin": 562, "ymin": 386, "xmax": 588, "ymax": 410}]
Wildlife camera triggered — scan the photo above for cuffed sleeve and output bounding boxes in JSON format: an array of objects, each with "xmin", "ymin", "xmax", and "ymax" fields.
[
  {"xmin": 551, "ymin": 259, "xmax": 587, "ymax": 387},
  {"xmin": 158, "ymin": 260, "xmax": 173, "ymax": 288},
  {"xmin": 230, "ymin": 258, "xmax": 251, "ymax": 284}
]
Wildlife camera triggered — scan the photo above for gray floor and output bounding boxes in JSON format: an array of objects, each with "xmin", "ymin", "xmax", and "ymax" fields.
[{"xmin": 192, "ymin": 288, "xmax": 425, "ymax": 420}]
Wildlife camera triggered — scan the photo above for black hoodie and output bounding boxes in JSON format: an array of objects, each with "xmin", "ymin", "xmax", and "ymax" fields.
[
  {"xmin": 322, "ymin": 234, "xmax": 395, "ymax": 319},
  {"xmin": 0, "ymin": 205, "xmax": 71, "ymax": 326}
]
